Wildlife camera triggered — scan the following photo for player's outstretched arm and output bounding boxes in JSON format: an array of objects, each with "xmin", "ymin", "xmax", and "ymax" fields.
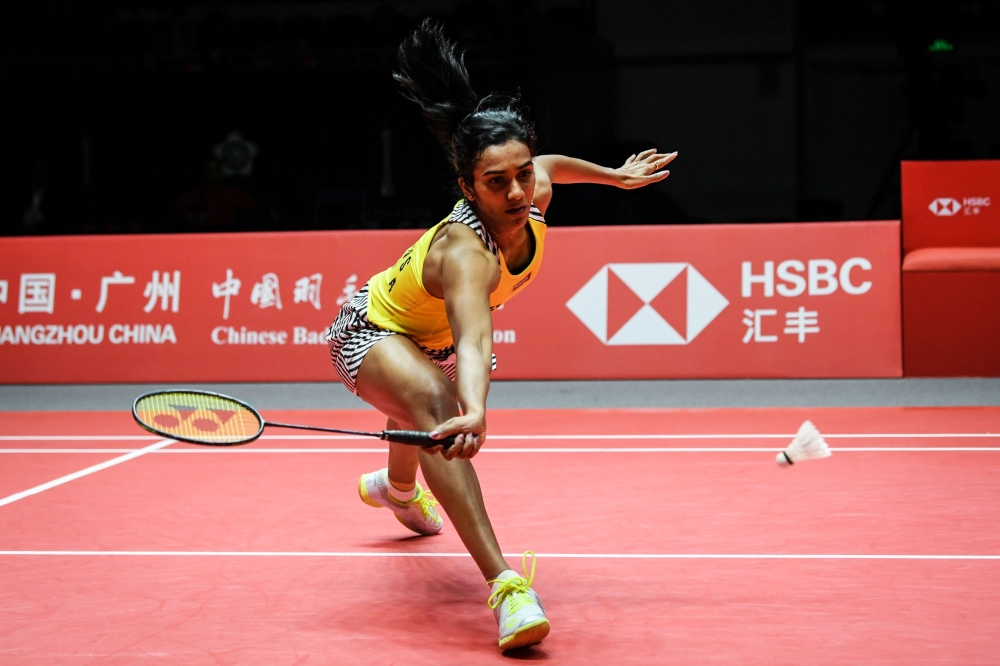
[
  {"xmin": 425, "ymin": 230, "xmax": 499, "ymax": 460},
  {"xmin": 532, "ymin": 150, "xmax": 675, "ymax": 213},
  {"xmin": 535, "ymin": 150, "xmax": 675, "ymax": 189}
]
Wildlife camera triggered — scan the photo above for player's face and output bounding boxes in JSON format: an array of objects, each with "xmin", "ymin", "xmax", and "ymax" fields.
[{"xmin": 461, "ymin": 140, "xmax": 535, "ymax": 233}]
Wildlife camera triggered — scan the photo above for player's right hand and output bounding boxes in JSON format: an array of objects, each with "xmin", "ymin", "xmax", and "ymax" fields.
[
  {"xmin": 428, "ymin": 413, "xmax": 486, "ymax": 460},
  {"xmin": 615, "ymin": 149, "xmax": 676, "ymax": 189}
]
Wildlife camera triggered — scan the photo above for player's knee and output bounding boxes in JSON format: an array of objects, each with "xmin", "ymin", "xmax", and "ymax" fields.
[{"xmin": 410, "ymin": 376, "xmax": 457, "ymax": 420}]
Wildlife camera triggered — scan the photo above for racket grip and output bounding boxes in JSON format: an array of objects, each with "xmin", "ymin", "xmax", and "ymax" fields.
[{"xmin": 382, "ymin": 430, "xmax": 457, "ymax": 448}]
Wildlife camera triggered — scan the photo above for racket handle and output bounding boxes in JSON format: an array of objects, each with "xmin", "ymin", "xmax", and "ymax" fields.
[{"xmin": 382, "ymin": 430, "xmax": 457, "ymax": 448}]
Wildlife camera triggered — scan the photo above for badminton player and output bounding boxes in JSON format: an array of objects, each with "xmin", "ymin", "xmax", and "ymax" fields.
[{"xmin": 326, "ymin": 19, "xmax": 674, "ymax": 650}]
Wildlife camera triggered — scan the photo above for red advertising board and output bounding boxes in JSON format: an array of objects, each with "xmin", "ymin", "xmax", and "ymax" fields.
[
  {"xmin": 0, "ymin": 222, "xmax": 901, "ymax": 383},
  {"xmin": 492, "ymin": 221, "xmax": 901, "ymax": 379},
  {"xmin": 901, "ymin": 160, "xmax": 1000, "ymax": 253},
  {"xmin": 0, "ymin": 231, "xmax": 421, "ymax": 383}
]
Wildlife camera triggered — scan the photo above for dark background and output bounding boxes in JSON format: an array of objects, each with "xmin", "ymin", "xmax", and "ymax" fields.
[{"xmin": 2, "ymin": 0, "xmax": 999, "ymax": 236}]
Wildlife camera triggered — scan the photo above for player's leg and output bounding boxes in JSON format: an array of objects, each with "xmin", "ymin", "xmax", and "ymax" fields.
[
  {"xmin": 417, "ymin": 448, "xmax": 507, "ymax": 577},
  {"xmin": 356, "ymin": 333, "xmax": 509, "ymax": 581},
  {"xmin": 385, "ymin": 417, "xmax": 419, "ymax": 492}
]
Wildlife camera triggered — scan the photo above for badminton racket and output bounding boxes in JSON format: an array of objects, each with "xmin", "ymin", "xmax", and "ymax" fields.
[{"xmin": 132, "ymin": 389, "xmax": 456, "ymax": 448}]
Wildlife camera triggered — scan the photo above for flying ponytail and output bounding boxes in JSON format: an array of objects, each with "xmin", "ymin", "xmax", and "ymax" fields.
[{"xmin": 394, "ymin": 19, "xmax": 537, "ymax": 183}]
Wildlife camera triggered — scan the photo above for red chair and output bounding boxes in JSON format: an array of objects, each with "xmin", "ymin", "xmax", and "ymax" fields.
[{"xmin": 901, "ymin": 161, "xmax": 1000, "ymax": 376}]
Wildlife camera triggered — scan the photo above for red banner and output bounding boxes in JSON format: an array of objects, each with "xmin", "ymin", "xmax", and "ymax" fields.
[
  {"xmin": 0, "ymin": 231, "xmax": 421, "ymax": 383},
  {"xmin": 901, "ymin": 160, "xmax": 1000, "ymax": 253},
  {"xmin": 492, "ymin": 221, "xmax": 901, "ymax": 379},
  {"xmin": 0, "ymin": 222, "xmax": 901, "ymax": 383}
]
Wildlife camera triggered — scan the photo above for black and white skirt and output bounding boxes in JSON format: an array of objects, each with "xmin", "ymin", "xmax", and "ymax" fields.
[{"xmin": 325, "ymin": 284, "xmax": 495, "ymax": 395}]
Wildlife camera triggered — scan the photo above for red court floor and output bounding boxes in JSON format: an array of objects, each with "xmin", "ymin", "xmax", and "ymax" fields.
[{"xmin": 1, "ymin": 407, "xmax": 999, "ymax": 664}]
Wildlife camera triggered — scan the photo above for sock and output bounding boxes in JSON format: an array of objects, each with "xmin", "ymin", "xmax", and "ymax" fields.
[{"xmin": 387, "ymin": 477, "xmax": 417, "ymax": 502}]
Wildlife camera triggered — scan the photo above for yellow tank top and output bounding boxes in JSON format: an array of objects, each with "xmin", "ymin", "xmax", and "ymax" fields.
[{"xmin": 367, "ymin": 199, "xmax": 546, "ymax": 349}]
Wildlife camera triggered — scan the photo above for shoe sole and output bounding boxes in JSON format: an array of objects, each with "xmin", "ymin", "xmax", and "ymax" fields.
[
  {"xmin": 499, "ymin": 619, "xmax": 550, "ymax": 651},
  {"xmin": 358, "ymin": 474, "xmax": 442, "ymax": 536}
]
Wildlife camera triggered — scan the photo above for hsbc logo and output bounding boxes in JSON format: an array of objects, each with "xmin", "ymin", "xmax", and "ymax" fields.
[
  {"xmin": 929, "ymin": 197, "xmax": 990, "ymax": 217},
  {"xmin": 929, "ymin": 198, "xmax": 962, "ymax": 216},
  {"xmin": 566, "ymin": 263, "xmax": 729, "ymax": 345}
]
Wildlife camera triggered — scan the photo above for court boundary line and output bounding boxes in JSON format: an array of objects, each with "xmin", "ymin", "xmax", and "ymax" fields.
[
  {"xmin": 1, "ymin": 432, "xmax": 998, "ymax": 442},
  {"xmin": 0, "ymin": 439, "xmax": 173, "ymax": 508},
  {"xmin": 4, "ymin": 447, "xmax": 1000, "ymax": 453},
  {"xmin": 1, "ymin": 550, "xmax": 998, "ymax": 560}
]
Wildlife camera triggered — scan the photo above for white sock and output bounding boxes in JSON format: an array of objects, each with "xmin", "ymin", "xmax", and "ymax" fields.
[{"xmin": 387, "ymin": 478, "xmax": 417, "ymax": 502}]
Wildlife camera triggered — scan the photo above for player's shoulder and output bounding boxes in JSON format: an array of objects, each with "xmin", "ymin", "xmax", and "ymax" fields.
[
  {"xmin": 433, "ymin": 220, "xmax": 490, "ymax": 255},
  {"xmin": 532, "ymin": 173, "xmax": 552, "ymax": 216},
  {"xmin": 426, "ymin": 223, "xmax": 495, "ymax": 283}
]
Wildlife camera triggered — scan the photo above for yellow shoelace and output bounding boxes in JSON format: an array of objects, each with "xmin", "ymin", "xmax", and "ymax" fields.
[
  {"xmin": 413, "ymin": 488, "xmax": 440, "ymax": 520},
  {"xmin": 487, "ymin": 551, "xmax": 537, "ymax": 613}
]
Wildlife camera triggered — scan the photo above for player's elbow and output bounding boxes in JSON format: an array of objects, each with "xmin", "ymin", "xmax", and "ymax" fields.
[{"xmin": 455, "ymin": 334, "xmax": 492, "ymax": 366}]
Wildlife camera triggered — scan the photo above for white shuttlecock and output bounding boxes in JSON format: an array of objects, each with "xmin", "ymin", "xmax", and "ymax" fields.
[{"xmin": 776, "ymin": 420, "xmax": 831, "ymax": 466}]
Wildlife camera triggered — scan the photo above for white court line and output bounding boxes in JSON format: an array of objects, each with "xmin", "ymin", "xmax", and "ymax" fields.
[
  {"xmin": 252, "ymin": 433, "xmax": 1000, "ymax": 440},
  {"xmin": 1, "ymin": 432, "xmax": 998, "ymax": 442},
  {"xmin": 0, "ymin": 550, "xmax": 997, "ymax": 560},
  {"xmin": 0, "ymin": 439, "xmax": 173, "ymax": 508},
  {"xmin": 4, "ymin": 447, "xmax": 1000, "ymax": 454},
  {"xmin": 0, "ymin": 435, "xmax": 161, "ymax": 441},
  {"xmin": 263, "ymin": 433, "xmax": 1000, "ymax": 440}
]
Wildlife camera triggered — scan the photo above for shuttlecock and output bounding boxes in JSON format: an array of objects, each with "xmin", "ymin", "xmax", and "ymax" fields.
[{"xmin": 776, "ymin": 420, "xmax": 831, "ymax": 466}]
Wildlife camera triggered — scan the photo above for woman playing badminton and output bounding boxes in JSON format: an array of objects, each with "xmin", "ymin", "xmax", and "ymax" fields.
[{"xmin": 326, "ymin": 19, "xmax": 674, "ymax": 651}]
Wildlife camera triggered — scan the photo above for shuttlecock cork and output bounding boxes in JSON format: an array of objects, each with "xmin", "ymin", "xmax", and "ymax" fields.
[{"xmin": 777, "ymin": 420, "xmax": 831, "ymax": 466}]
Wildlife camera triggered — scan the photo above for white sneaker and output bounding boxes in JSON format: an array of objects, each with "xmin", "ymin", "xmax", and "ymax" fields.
[
  {"xmin": 488, "ymin": 552, "xmax": 550, "ymax": 650},
  {"xmin": 358, "ymin": 468, "xmax": 443, "ymax": 536}
]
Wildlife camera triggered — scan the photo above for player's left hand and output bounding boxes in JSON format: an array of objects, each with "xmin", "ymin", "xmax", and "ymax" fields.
[
  {"xmin": 615, "ymin": 149, "xmax": 676, "ymax": 189},
  {"xmin": 428, "ymin": 413, "xmax": 486, "ymax": 460}
]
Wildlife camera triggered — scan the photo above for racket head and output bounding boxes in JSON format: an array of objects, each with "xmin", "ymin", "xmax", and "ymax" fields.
[{"xmin": 132, "ymin": 390, "xmax": 264, "ymax": 446}]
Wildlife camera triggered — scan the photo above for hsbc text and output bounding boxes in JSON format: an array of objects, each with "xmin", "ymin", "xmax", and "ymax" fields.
[{"xmin": 741, "ymin": 259, "xmax": 872, "ymax": 298}]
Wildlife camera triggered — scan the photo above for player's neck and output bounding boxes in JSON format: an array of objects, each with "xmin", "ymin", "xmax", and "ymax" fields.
[{"xmin": 491, "ymin": 223, "xmax": 533, "ymax": 272}]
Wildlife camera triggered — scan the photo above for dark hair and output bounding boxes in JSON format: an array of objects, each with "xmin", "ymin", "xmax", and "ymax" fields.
[{"xmin": 393, "ymin": 19, "xmax": 537, "ymax": 183}]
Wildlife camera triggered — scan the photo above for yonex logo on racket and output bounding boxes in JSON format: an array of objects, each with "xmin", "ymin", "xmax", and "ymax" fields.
[{"xmin": 566, "ymin": 263, "xmax": 728, "ymax": 345}]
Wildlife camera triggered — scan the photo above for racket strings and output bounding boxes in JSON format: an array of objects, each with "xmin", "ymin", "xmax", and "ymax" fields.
[
  {"xmin": 133, "ymin": 390, "xmax": 443, "ymax": 447},
  {"xmin": 134, "ymin": 391, "xmax": 261, "ymax": 444}
]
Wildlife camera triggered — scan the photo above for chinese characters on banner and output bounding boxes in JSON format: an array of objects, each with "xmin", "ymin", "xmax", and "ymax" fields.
[
  {"xmin": 0, "ymin": 229, "xmax": 411, "ymax": 382},
  {"xmin": 18, "ymin": 274, "xmax": 56, "ymax": 314},
  {"xmin": 490, "ymin": 221, "xmax": 901, "ymax": 379},
  {"xmin": 251, "ymin": 273, "xmax": 282, "ymax": 310},
  {"xmin": 295, "ymin": 274, "xmax": 323, "ymax": 309},
  {"xmin": 96, "ymin": 271, "xmax": 135, "ymax": 312},
  {"xmin": 742, "ymin": 308, "xmax": 820, "ymax": 343},
  {"xmin": 212, "ymin": 269, "xmax": 241, "ymax": 320},
  {"xmin": 1, "ymin": 223, "xmax": 899, "ymax": 382},
  {"xmin": 737, "ymin": 258, "xmax": 871, "ymax": 345},
  {"xmin": 144, "ymin": 271, "xmax": 180, "ymax": 313},
  {"xmin": 336, "ymin": 274, "xmax": 358, "ymax": 306}
]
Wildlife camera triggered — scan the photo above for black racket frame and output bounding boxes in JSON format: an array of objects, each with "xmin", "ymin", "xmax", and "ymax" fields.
[{"xmin": 132, "ymin": 389, "xmax": 455, "ymax": 448}]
